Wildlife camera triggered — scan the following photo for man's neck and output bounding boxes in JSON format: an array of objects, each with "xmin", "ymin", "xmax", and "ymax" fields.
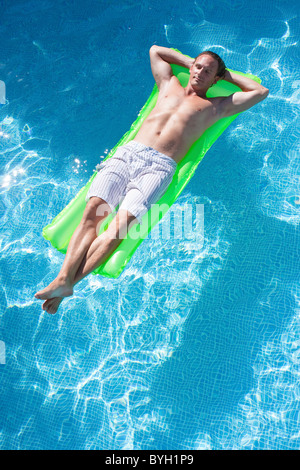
[{"xmin": 185, "ymin": 83, "xmax": 208, "ymax": 99}]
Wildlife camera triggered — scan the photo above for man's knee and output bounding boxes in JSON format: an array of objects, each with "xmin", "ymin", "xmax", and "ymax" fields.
[
  {"xmin": 82, "ymin": 197, "xmax": 111, "ymax": 226},
  {"xmin": 105, "ymin": 209, "xmax": 138, "ymax": 240},
  {"xmin": 83, "ymin": 197, "xmax": 111, "ymax": 219}
]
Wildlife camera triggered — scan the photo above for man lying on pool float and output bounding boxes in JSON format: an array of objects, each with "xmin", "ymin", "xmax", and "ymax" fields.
[{"xmin": 35, "ymin": 46, "xmax": 269, "ymax": 314}]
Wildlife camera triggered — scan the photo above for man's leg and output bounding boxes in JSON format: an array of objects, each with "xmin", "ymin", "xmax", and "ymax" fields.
[
  {"xmin": 40, "ymin": 208, "xmax": 137, "ymax": 314},
  {"xmin": 35, "ymin": 197, "xmax": 111, "ymax": 301},
  {"xmin": 73, "ymin": 209, "xmax": 137, "ymax": 284}
]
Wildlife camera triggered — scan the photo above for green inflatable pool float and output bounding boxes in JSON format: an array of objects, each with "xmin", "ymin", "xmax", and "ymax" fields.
[{"xmin": 43, "ymin": 54, "xmax": 260, "ymax": 278}]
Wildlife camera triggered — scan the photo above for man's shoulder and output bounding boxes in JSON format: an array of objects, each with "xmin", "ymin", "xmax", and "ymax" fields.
[
  {"xmin": 167, "ymin": 75, "xmax": 182, "ymax": 87},
  {"xmin": 205, "ymin": 95, "xmax": 228, "ymax": 110},
  {"xmin": 157, "ymin": 75, "xmax": 183, "ymax": 93},
  {"xmin": 206, "ymin": 95, "xmax": 226, "ymax": 104}
]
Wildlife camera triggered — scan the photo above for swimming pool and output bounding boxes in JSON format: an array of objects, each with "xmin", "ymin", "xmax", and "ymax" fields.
[{"xmin": 0, "ymin": 0, "xmax": 299, "ymax": 450}]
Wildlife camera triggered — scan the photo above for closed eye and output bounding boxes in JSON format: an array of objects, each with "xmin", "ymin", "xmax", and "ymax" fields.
[{"xmin": 195, "ymin": 64, "xmax": 213, "ymax": 74}]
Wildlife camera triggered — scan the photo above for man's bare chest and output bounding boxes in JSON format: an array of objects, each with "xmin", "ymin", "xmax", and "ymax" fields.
[{"xmin": 156, "ymin": 91, "xmax": 214, "ymax": 126}]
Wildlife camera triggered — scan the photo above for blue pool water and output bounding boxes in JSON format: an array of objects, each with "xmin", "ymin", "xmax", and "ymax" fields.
[{"xmin": 0, "ymin": 0, "xmax": 300, "ymax": 450}]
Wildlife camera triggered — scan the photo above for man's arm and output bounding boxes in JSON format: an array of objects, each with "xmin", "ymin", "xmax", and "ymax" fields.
[
  {"xmin": 218, "ymin": 70, "xmax": 269, "ymax": 117},
  {"xmin": 149, "ymin": 46, "xmax": 194, "ymax": 89}
]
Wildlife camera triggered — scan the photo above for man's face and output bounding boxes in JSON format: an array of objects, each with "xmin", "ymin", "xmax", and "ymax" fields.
[{"xmin": 189, "ymin": 55, "xmax": 219, "ymax": 92}]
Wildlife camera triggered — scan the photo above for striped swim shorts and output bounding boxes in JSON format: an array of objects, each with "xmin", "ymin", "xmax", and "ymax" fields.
[{"xmin": 85, "ymin": 141, "xmax": 177, "ymax": 223}]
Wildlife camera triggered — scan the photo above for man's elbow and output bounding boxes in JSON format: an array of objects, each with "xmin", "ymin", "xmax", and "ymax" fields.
[
  {"xmin": 259, "ymin": 86, "xmax": 269, "ymax": 100},
  {"xmin": 150, "ymin": 45, "xmax": 159, "ymax": 56},
  {"xmin": 252, "ymin": 86, "xmax": 269, "ymax": 105}
]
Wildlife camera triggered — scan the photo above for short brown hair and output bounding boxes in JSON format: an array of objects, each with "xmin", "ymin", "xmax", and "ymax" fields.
[{"xmin": 194, "ymin": 51, "xmax": 226, "ymax": 78}]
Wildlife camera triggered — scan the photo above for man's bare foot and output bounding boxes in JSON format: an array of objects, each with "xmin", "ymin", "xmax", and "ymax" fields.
[
  {"xmin": 42, "ymin": 297, "xmax": 63, "ymax": 314},
  {"xmin": 35, "ymin": 276, "xmax": 73, "ymax": 300}
]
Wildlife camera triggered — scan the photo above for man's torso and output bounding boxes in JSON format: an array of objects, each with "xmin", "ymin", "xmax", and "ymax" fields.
[{"xmin": 134, "ymin": 76, "xmax": 221, "ymax": 162}]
